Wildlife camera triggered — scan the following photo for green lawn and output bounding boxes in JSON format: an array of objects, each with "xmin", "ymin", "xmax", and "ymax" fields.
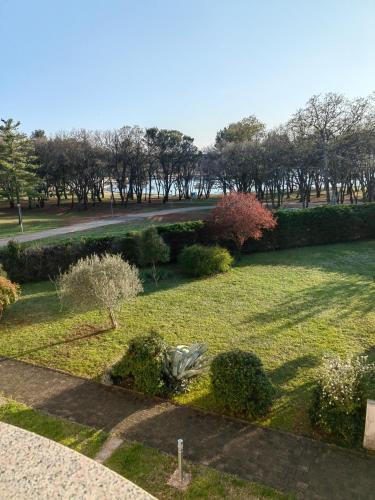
[
  {"xmin": 0, "ymin": 212, "xmax": 69, "ymax": 238},
  {"xmin": 105, "ymin": 441, "xmax": 291, "ymax": 499},
  {"xmin": 1, "ymin": 240, "xmax": 374, "ymax": 438},
  {"xmin": 0, "ymin": 398, "xmax": 107, "ymax": 457}
]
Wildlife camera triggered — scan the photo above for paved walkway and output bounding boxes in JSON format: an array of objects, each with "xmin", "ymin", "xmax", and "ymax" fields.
[
  {"xmin": 0, "ymin": 358, "xmax": 374, "ymax": 499},
  {"xmin": 0, "ymin": 206, "xmax": 211, "ymax": 247}
]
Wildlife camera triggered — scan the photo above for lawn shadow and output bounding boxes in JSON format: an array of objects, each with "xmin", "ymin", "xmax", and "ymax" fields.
[
  {"xmin": 243, "ymin": 277, "xmax": 375, "ymax": 337},
  {"xmin": 270, "ymin": 354, "xmax": 319, "ymax": 387},
  {"xmin": 0, "ymin": 326, "xmax": 112, "ymax": 359}
]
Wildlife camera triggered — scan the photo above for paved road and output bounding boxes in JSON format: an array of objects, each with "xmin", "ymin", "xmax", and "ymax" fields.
[
  {"xmin": 0, "ymin": 206, "xmax": 211, "ymax": 247},
  {"xmin": 0, "ymin": 358, "xmax": 374, "ymax": 499}
]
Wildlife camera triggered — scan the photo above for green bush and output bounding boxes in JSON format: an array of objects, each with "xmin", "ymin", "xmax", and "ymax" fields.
[
  {"xmin": 111, "ymin": 332, "xmax": 168, "ymax": 396},
  {"xmin": 178, "ymin": 244, "xmax": 233, "ymax": 277},
  {"xmin": 211, "ymin": 350, "xmax": 273, "ymax": 417},
  {"xmin": 309, "ymin": 354, "xmax": 375, "ymax": 445}
]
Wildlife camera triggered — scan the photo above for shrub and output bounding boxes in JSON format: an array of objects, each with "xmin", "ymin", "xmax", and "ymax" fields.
[
  {"xmin": 0, "ymin": 276, "xmax": 20, "ymax": 319},
  {"xmin": 163, "ymin": 343, "xmax": 209, "ymax": 394},
  {"xmin": 0, "ymin": 264, "xmax": 7, "ymax": 277},
  {"xmin": 112, "ymin": 332, "xmax": 168, "ymax": 396},
  {"xmin": 57, "ymin": 253, "xmax": 143, "ymax": 329},
  {"xmin": 210, "ymin": 349, "xmax": 274, "ymax": 417},
  {"xmin": 208, "ymin": 193, "xmax": 276, "ymax": 251},
  {"xmin": 138, "ymin": 227, "xmax": 170, "ymax": 284},
  {"xmin": 309, "ymin": 354, "xmax": 375, "ymax": 445},
  {"xmin": 178, "ymin": 244, "xmax": 233, "ymax": 277}
]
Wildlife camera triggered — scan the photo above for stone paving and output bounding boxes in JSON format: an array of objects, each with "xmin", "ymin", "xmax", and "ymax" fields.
[{"xmin": 0, "ymin": 358, "xmax": 374, "ymax": 499}]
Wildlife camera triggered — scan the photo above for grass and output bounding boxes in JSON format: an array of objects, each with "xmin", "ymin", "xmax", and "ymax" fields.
[
  {"xmin": 1, "ymin": 239, "xmax": 375, "ymax": 439},
  {"xmin": 0, "ymin": 398, "xmax": 107, "ymax": 457},
  {"xmin": 105, "ymin": 441, "xmax": 292, "ymax": 499}
]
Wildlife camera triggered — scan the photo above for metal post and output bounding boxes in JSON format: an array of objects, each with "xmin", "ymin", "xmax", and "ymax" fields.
[
  {"xmin": 177, "ymin": 439, "xmax": 183, "ymax": 483},
  {"xmin": 17, "ymin": 203, "xmax": 24, "ymax": 232}
]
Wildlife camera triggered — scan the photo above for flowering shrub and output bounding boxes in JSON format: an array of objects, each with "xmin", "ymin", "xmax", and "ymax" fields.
[{"xmin": 310, "ymin": 354, "xmax": 375, "ymax": 445}]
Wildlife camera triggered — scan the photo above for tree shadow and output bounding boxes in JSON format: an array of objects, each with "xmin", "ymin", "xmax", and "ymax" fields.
[
  {"xmin": 269, "ymin": 355, "xmax": 319, "ymax": 387},
  {"xmin": 0, "ymin": 326, "xmax": 112, "ymax": 359},
  {"xmin": 243, "ymin": 277, "xmax": 375, "ymax": 338}
]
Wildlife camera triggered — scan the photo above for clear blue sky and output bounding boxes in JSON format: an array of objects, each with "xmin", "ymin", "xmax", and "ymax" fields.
[{"xmin": 1, "ymin": 0, "xmax": 374, "ymax": 146}]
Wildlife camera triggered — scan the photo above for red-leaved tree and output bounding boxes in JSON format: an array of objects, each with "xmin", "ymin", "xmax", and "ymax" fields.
[{"xmin": 208, "ymin": 193, "xmax": 276, "ymax": 251}]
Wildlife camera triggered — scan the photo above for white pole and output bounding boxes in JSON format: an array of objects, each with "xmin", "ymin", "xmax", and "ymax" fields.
[
  {"xmin": 177, "ymin": 439, "xmax": 183, "ymax": 483},
  {"xmin": 17, "ymin": 203, "xmax": 24, "ymax": 233}
]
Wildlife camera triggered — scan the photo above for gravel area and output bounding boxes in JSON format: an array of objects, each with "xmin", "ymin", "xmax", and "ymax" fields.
[{"xmin": 0, "ymin": 422, "xmax": 155, "ymax": 499}]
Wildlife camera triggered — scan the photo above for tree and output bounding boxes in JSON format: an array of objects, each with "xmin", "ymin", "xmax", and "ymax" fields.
[
  {"xmin": 215, "ymin": 115, "xmax": 265, "ymax": 147},
  {"xmin": 57, "ymin": 254, "xmax": 143, "ymax": 329},
  {"xmin": 145, "ymin": 128, "xmax": 198, "ymax": 202},
  {"xmin": 208, "ymin": 192, "xmax": 276, "ymax": 251},
  {"xmin": 138, "ymin": 227, "xmax": 170, "ymax": 284},
  {"xmin": 289, "ymin": 93, "xmax": 371, "ymax": 204},
  {"xmin": 0, "ymin": 119, "xmax": 37, "ymax": 207}
]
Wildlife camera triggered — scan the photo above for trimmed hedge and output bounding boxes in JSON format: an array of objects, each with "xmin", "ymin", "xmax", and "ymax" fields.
[
  {"xmin": 1, "ymin": 204, "xmax": 375, "ymax": 283},
  {"xmin": 0, "ymin": 221, "xmax": 204, "ymax": 283},
  {"xmin": 244, "ymin": 203, "xmax": 375, "ymax": 252}
]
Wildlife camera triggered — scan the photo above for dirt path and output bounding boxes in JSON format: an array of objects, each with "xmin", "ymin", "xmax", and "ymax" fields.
[
  {"xmin": 0, "ymin": 358, "xmax": 374, "ymax": 499},
  {"xmin": 0, "ymin": 206, "xmax": 211, "ymax": 247}
]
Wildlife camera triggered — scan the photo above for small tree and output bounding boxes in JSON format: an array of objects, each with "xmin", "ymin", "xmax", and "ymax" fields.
[
  {"xmin": 0, "ymin": 276, "xmax": 20, "ymax": 319},
  {"xmin": 138, "ymin": 227, "xmax": 170, "ymax": 284},
  {"xmin": 57, "ymin": 253, "xmax": 143, "ymax": 329},
  {"xmin": 208, "ymin": 192, "xmax": 276, "ymax": 251}
]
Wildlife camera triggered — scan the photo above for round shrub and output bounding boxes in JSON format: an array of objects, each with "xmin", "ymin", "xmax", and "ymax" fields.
[
  {"xmin": 178, "ymin": 244, "xmax": 233, "ymax": 277},
  {"xmin": 111, "ymin": 332, "xmax": 168, "ymax": 396},
  {"xmin": 0, "ymin": 276, "xmax": 20, "ymax": 319},
  {"xmin": 309, "ymin": 354, "xmax": 375, "ymax": 445},
  {"xmin": 210, "ymin": 349, "xmax": 273, "ymax": 417}
]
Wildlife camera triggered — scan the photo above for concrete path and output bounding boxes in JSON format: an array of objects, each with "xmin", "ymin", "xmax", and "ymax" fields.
[
  {"xmin": 0, "ymin": 206, "xmax": 211, "ymax": 247},
  {"xmin": 0, "ymin": 358, "xmax": 374, "ymax": 499}
]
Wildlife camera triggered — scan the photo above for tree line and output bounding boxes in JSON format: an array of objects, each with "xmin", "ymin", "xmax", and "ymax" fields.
[{"xmin": 1, "ymin": 91, "xmax": 374, "ymax": 209}]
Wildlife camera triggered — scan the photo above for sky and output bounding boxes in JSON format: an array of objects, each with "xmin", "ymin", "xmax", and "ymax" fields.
[{"xmin": 1, "ymin": 0, "xmax": 374, "ymax": 147}]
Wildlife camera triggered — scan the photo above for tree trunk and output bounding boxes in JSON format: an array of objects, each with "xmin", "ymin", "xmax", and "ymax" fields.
[{"xmin": 108, "ymin": 309, "xmax": 118, "ymax": 329}]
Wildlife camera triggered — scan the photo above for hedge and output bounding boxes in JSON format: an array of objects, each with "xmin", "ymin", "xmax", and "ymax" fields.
[
  {"xmin": 243, "ymin": 203, "xmax": 375, "ymax": 253},
  {"xmin": 0, "ymin": 221, "xmax": 204, "ymax": 283},
  {"xmin": 1, "ymin": 204, "xmax": 374, "ymax": 283}
]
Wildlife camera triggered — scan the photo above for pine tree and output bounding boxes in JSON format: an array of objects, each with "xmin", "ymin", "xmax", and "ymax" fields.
[{"xmin": 0, "ymin": 119, "xmax": 37, "ymax": 207}]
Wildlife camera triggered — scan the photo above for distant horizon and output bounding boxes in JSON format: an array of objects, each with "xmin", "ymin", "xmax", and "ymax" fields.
[{"xmin": 2, "ymin": 0, "xmax": 374, "ymax": 148}]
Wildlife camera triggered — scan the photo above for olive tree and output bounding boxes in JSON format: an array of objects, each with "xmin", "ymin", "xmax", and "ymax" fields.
[{"xmin": 57, "ymin": 253, "xmax": 143, "ymax": 329}]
